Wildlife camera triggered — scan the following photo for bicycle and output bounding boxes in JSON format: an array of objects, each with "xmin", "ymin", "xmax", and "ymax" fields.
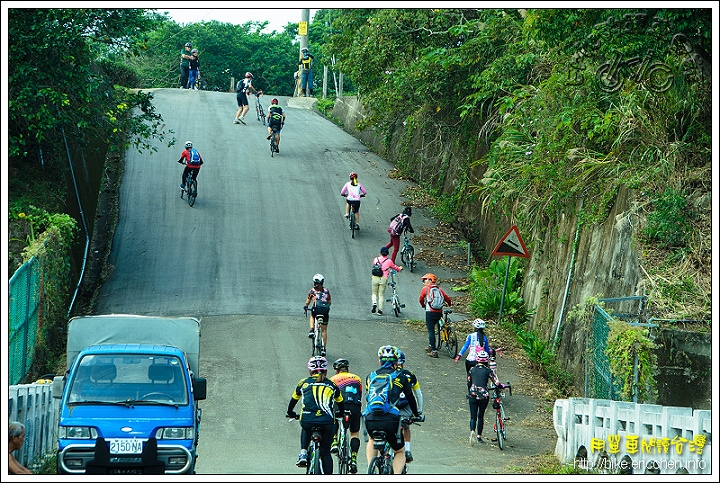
[
  {"xmin": 367, "ymin": 416, "xmax": 424, "ymax": 474},
  {"xmin": 385, "ymin": 269, "xmax": 405, "ymax": 317},
  {"xmin": 269, "ymin": 125, "xmax": 280, "ymax": 156},
  {"xmin": 334, "ymin": 410, "xmax": 352, "ymax": 474},
  {"xmin": 399, "ymin": 230, "xmax": 416, "ymax": 272},
  {"xmin": 348, "ymin": 203, "xmax": 358, "ymax": 238},
  {"xmin": 288, "ymin": 415, "xmax": 325, "ymax": 474},
  {"xmin": 489, "ymin": 380, "xmax": 512, "ymax": 450},
  {"xmin": 435, "ymin": 309, "xmax": 458, "ymax": 358},
  {"xmin": 255, "ymin": 92, "xmax": 266, "ymax": 125},
  {"xmin": 305, "ymin": 307, "xmax": 325, "ymax": 357},
  {"xmin": 179, "ymin": 166, "xmax": 198, "ymax": 207}
]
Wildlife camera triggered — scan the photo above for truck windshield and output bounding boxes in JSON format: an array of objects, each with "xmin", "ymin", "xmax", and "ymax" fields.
[{"xmin": 68, "ymin": 354, "xmax": 189, "ymax": 405}]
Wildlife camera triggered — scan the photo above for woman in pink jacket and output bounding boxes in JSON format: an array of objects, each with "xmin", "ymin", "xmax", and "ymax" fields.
[{"xmin": 371, "ymin": 246, "xmax": 402, "ymax": 316}]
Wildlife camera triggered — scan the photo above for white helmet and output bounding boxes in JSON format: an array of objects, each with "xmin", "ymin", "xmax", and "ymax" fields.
[
  {"xmin": 313, "ymin": 273, "xmax": 324, "ymax": 284},
  {"xmin": 472, "ymin": 318, "xmax": 486, "ymax": 329},
  {"xmin": 185, "ymin": 141, "xmax": 193, "ymax": 148}
]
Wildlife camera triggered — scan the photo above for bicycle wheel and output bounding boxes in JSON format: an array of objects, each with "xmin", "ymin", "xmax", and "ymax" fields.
[
  {"xmin": 187, "ymin": 178, "xmax": 197, "ymax": 207},
  {"xmin": 337, "ymin": 431, "xmax": 349, "ymax": 475},
  {"xmin": 367, "ymin": 456, "xmax": 383, "ymax": 474},
  {"xmin": 435, "ymin": 324, "xmax": 443, "ymax": 352},
  {"xmin": 500, "ymin": 404, "xmax": 508, "ymax": 440},
  {"xmin": 406, "ymin": 245, "xmax": 415, "ymax": 272},
  {"xmin": 260, "ymin": 105, "xmax": 266, "ymax": 125},
  {"xmin": 350, "ymin": 207, "xmax": 356, "ymax": 239},
  {"xmin": 393, "ymin": 296, "xmax": 401, "ymax": 317},
  {"xmin": 496, "ymin": 413, "xmax": 504, "ymax": 450},
  {"xmin": 270, "ymin": 135, "xmax": 276, "ymax": 157},
  {"xmin": 446, "ymin": 325, "xmax": 458, "ymax": 358}
]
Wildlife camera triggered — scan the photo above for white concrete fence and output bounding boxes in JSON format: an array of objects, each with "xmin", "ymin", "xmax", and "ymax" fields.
[
  {"xmin": 8, "ymin": 382, "xmax": 60, "ymax": 470},
  {"xmin": 554, "ymin": 397, "xmax": 712, "ymax": 474}
]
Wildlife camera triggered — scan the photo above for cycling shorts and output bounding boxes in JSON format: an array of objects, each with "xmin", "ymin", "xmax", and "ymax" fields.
[
  {"xmin": 269, "ymin": 117, "xmax": 283, "ymax": 130},
  {"xmin": 236, "ymin": 92, "xmax": 249, "ymax": 107},
  {"xmin": 364, "ymin": 414, "xmax": 403, "ymax": 451},
  {"xmin": 346, "ymin": 199, "xmax": 361, "ymax": 212},
  {"xmin": 312, "ymin": 306, "xmax": 330, "ymax": 324},
  {"xmin": 345, "ymin": 403, "xmax": 362, "ymax": 434}
]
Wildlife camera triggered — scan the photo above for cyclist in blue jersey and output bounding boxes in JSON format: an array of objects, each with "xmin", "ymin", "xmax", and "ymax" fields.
[
  {"xmin": 455, "ymin": 318, "xmax": 491, "ymax": 375},
  {"xmin": 329, "ymin": 358, "xmax": 363, "ymax": 473},
  {"xmin": 286, "ymin": 356, "xmax": 345, "ymax": 473}
]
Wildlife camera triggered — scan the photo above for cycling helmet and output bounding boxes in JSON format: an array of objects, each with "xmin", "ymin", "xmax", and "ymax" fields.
[
  {"xmin": 185, "ymin": 42, "xmax": 192, "ymax": 47},
  {"xmin": 301, "ymin": 47, "xmax": 309, "ymax": 53},
  {"xmin": 308, "ymin": 356, "xmax": 328, "ymax": 373},
  {"xmin": 185, "ymin": 141, "xmax": 193, "ymax": 148},
  {"xmin": 333, "ymin": 358, "xmax": 349, "ymax": 371},
  {"xmin": 472, "ymin": 318, "xmax": 486, "ymax": 330},
  {"xmin": 191, "ymin": 49, "xmax": 198, "ymax": 53},
  {"xmin": 378, "ymin": 345, "xmax": 398, "ymax": 363},
  {"xmin": 245, "ymin": 72, "xmax": 253, "ymax": 78},
  {"xmin": 313, "ymin": 273, "xmax": 325, "ymax": 284},
  {"xmin": 421, "ymin": 273, "xmax": 437, "ymax": 283},
  {"xmin": 395, "ymin": 347, "xmax": 406, "ymax": 366},
  {"xmin": 349, "ymin": 172, "xmax": 358, "ymax": 180},
  {"xmin": 476, "ymin": 350, "xmax": 489, "ymax": 364},
  {"xmin": 271, "ymin": 98, "xmax": 279, "ymax": 105}
]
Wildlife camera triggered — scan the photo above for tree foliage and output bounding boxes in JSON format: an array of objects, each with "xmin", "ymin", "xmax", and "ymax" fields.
[{"xmin": 8, "ymin": 9, "xmax": 174, "ymax": 163}]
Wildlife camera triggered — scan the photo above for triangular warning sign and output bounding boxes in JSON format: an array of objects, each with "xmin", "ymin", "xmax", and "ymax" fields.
[{"xmin": 492, "ymin": 225, "xmax": 530, "ymax": 258}]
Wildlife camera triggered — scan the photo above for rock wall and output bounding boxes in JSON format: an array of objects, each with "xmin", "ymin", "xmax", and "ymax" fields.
[{"xmin": 331, "ymin": 96, "xmax": 711, "ymax": 408}]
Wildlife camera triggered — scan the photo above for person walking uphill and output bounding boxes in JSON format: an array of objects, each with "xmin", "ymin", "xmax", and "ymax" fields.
[
  {"xmin": 179, "ymin": 42, "xmax": 193, "ymax": 89},
  {"xmin": 371, "ymin": 246, "xmax": 402, "ymax": 316},
  {"xmin": 418, "ymin": 273, "xmax": 451, "ymax": 358},
  {"xmin": 385, "ymin": 207, "xmax": 414, "ymax": 264},
  {"xmin": 455, "ymin": 318, "xmax": 491, "ymax": 375}
]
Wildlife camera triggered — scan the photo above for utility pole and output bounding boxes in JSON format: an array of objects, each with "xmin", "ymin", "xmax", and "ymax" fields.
[{"xmin": 295, "ymin": 9, "xmax": 310, "ymax": 97}]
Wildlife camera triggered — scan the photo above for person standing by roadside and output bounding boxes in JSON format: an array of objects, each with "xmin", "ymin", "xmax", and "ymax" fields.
[
  {"xmin": 418, "ymin": 273, "xmax": 451, "ymax": 358},
  {"xmin": 385, "ymin": 207, "xmax": 414, "ymax": 264},
  {"xmin": 298, "ymin": 47, "xmax": 314, "ymax": 96},
  {"xmin": 8, "ymin": 422, "xmax": 33, "ymax": 474},
  {"xmin": 179, "ymin": 42, "xmax": 193, "ymax": 89},
  {"xmin": 187, "ymin": 48, "xmax": 200, "ymax": 89},
  {"xmin": 371, "ymin": 246, "xmax": 402, "ymax": 316}
]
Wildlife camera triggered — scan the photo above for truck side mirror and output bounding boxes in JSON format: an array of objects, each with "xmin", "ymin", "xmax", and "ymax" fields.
[
  {"xmin": 52, "ymin": 376, "xmax": 65, "ymax": 399},
  {"xmin": 193, "ymin": 377, "xmax": 206, "ymax": 400}
]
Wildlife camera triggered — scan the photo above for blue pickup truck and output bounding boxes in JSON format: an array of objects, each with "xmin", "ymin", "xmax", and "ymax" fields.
[{"xmin": 52, "ymin": 315, "xmax": 206, "ymax": 474}]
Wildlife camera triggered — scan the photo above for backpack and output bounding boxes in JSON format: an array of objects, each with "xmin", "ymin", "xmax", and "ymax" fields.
[
  {"xmin": 371, "ymin": 257, "xmax": 383, "ymax": 277},
  {"xmin": 427, "ymin": 285, "xmax": 445, "ymax": 310},
  {"xmin": 314, "ymin": 289, "xmax": 330, "ymax": 309},
  {"xmin": 188, "ymin": 148, "xmax": 202, "ymax": 165},
  {"xmin": 364, "ymin": 371, "xmax": 399, "ymax": 416},
  {"xmin": 387, "ymin": 214, "xmax": 407, "ymax": 236}
]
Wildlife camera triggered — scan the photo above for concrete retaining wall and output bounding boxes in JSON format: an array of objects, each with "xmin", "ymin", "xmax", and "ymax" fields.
[{"xmin": 554, "ymin": 398, "xmax": 711, "ymax": 474}]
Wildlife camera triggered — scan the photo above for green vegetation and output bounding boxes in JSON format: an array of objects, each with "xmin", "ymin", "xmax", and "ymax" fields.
[
  {"xmin": 643, "ymin": 188, "xmax": 694, "ymax": 249},
  {"xmin": 605, "ymin": 320, "xmax": 658, "ymax": 403}
]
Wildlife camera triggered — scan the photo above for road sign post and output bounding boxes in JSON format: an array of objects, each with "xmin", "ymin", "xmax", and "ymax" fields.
[{"xmin": 491, "ymin": 225, "xmax": 530, "ymax": 324}]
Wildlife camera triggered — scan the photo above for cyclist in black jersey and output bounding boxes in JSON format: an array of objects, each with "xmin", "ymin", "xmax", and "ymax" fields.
[
  {"xmin": 266, "ymin": 98, "xmax": 286, "ymax": 152},
  {"xmin": 287, "ymin": 356, "xmax": 345, "ymax": 473},
  {"xmin": 394, "ymin": 348, "xmax": 423, "ymax": 463},
  {"xmin": 329, "ymin": 358, "xmax": 363, "ymax": 473}
]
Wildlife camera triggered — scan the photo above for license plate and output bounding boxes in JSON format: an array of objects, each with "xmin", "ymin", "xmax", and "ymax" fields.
[{"xmin": 109, "ymin": 438, "xmax": 144, "ymax": 454}]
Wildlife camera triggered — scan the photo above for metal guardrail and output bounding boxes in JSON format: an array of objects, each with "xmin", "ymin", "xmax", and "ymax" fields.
[{"xmin": 8, "ymin": 382, "xmax": 60, "ymax": 471}]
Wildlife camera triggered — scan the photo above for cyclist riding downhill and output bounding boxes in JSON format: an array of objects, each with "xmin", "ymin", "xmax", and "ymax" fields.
[
  {"xmin": 178, "ymin": 140, "xmax": 203, "ymax": 191},
  {"xmin": 329, "ymin": 358, "xmax": 363, "ymax": 474},
  {"xmin": 393, "ymin": 348, "xmax": 423, "ymax": 464},
  {"xmin": 304, "ymin": 274, "xmax": 332, "ymax": 357},
  {"xmin": 286, "ymin": 356, "xmax": 345, "ymax": 474},
  {"xmin": 363, "ymin": 346, "xmax": 421, "ymax": 475}
]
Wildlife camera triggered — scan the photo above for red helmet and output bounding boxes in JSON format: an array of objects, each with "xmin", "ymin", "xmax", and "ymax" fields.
[
  {"xmin": 245, "ymin": 72, "xmax": 253, "ymax": 78},
  {"xmin": 271, "ymin": 98, "xmax": 279, "ymax": 105},
  {"xmin": 349, "ymin": 172, "xmax": 358, "ymax": 180}
]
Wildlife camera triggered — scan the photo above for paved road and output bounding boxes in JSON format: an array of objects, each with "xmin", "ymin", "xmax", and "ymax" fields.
[{"xmin": 96, "ymin": 89, "xmax": 555, "ymax": 475}]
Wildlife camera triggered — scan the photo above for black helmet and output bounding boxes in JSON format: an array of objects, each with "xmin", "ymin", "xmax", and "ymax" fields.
[{"xmin": 333, "ymin": 359, "xmax": 349, "ymax": 371}]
